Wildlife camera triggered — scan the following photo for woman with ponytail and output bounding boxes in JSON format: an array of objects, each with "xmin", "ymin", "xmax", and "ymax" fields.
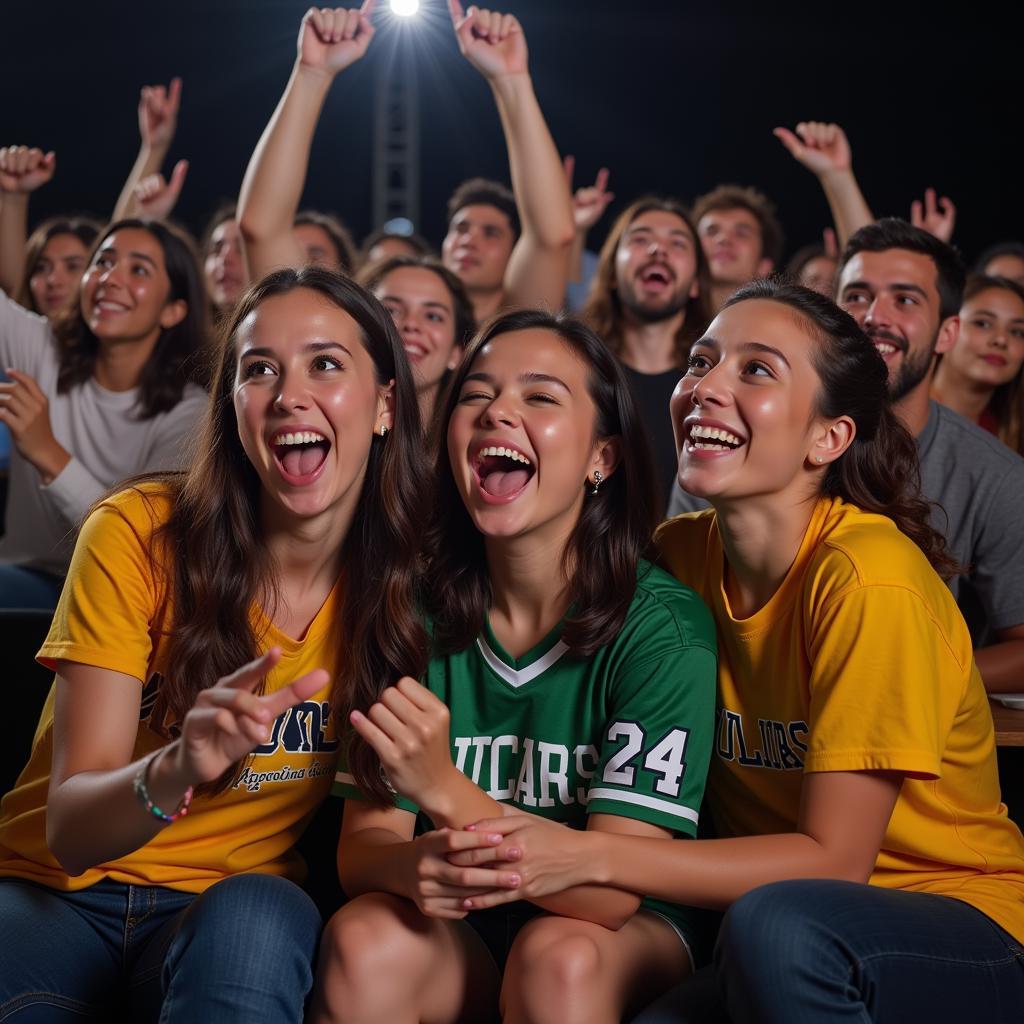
[
  {"xmin": 447, "ymin": 281, "xmax": 1024, "ymax": 1023},
  {"xmin": 0, "ymin": 266, "xmax": 428, "ymax": 1021}
]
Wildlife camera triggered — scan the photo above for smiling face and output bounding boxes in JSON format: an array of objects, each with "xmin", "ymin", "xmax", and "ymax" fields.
[
  {"xmin": 672, "ymin": 299, "xmax": 841, "ymax": 503},
  {"xmin": 447, "ymin": 327, "xmax": 612, "ymax": 544},
  {"xmin": 30, "ymin": 232, "xmax": 90, "ymax": 318},
  {"xmin": 946, "ymin": 286, "xmax": 1024, "ymax": 390},
  {"xmin": 79, "ymin": 227, "xmax": 184, "ymax": 344},
  {"xmin": 697, "ymin": 207, "xmax": 773, "ymax": 286},
  {"xmin": 374, "ymin": 266, "xmax": 461, "ymax": 393},
  {"xmin": 837, "ymin": 248, "xmax": 954, "ymax": 401},
  {"xmin": 232, "ymin": 287, "xmax": 392, "ymax": 524},
  {"xmin": 614, "ymin": 209, "xmax": 700, "ymax": 323},
  {"xmin": 204, "ymin": 218, "xmax": 246, "ymax": 313},
  {"xmin": 442, "ymin": 204, "xmax": 515, "ymax": 294}
]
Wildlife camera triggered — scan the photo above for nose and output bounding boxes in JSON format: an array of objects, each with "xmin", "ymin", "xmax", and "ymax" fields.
[
  {"xmin": 689, "ymin": 365, "xmax": 728, "ymax": 410},
  {"xmin": 272, "ymin": 375, "xmax": 310, "ymax": 414},
  {"xmin": 479, "ymin": 393, "xmax": 519, "ymax": 429},
  {"xmin": 991, "ymin": 329, "xmax": 1008, "ymax": 349}
]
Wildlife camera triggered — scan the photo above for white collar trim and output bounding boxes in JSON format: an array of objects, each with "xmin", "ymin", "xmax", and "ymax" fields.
[{"xmin": 476, "ymin": 634, "xmax": 571, "ymax": 689}]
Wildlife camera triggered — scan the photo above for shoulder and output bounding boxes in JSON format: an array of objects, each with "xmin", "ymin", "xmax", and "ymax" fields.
[
  {"xmin": 161, "ymin": 384, "xmax": 209, "ymax": 422},
  {"xmin": 622, "ymin": 559, "xmax": 717, "ymax": 655},
  {"xmin": 926, "ymin": 403, "xmax": 1024, "ymax": 478},
  {"xmin": 654, "ymin": 510, "xmax": 716, "ymax": 588},
  {"xmin": 83, "ymin": 484, "xmax": 177, "ymax": 549}
]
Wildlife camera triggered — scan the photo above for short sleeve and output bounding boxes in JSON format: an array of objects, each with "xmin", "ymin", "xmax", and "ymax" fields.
[
  {"xmin": 331, "ymin": 746, "xmax": 418, "ymax": 815},
  {"xmin": 804, "ymin": 585, "xmax": 965, "ymax": 779},
  {"xmin": 586, "ymin": 643, "xmax": 717, "ymax": 836},
  {"xmin": 37, "ymin": 496, "xmax": 165, "ymax": 681}
]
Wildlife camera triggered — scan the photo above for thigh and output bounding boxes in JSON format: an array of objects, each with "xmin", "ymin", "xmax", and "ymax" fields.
[
  {"xmin": 311, "ymin": 891, "xmax": 500, "ymax": 1024},
  {"xmin": 0, "ymin": 878, "xmax": 123, "ymax": 1022},
  {"xmin": 717, "ymin": 880, "xmax": 1024, "ymax": 1024},
  {"xmin": 503, "ymin": 909, "xmax": 691, "ymax": 1023},
  {"xmin": 156, "ymin": 873, "xmax": 322, "ymax": 1024}
]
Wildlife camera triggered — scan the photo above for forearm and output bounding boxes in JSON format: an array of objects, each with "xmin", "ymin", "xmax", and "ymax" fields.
[
  {"xmin": 47, "ymin": 741, "xmax": 194, "ymax": 876},
  {"xmin": 336, "ymin": 826, "xmax": 418, "ymax": 899},
  {"xmin": 974, "ymin": 639, "xmax": 1024, "ymax": 693},
  {"xmin": 491, "ymin": 74, "xmax": 574, "ymax": 251},
  {"xmin": 113, "ymin": 142, "xmax": 168, "ymax": 222},
  {"xmin": 0, "ymin": 193, "xmax": 28, "ymax": 297},
  {"xmin": 43, "ymin": 455, "xmax": 103, "ymax": 522},
  {"xmin": 237, "ymin": 63, "xmax": 332, "ymax": 278},
  {"xmin": 591, "ymin": 830, "xmax": 866, "ymax": 911},
  {"xmin": 817, "ymin": 169, "xmax": 873, "ymax": 249},
  {"xmin": 568, "ymin": 230, "xmax": 586, "ymax": 284}
]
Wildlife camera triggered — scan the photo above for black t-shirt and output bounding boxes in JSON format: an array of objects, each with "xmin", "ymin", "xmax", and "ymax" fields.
[{"xmin": 619, "ymin": 364, "xmax": 683, "ymax": 513}]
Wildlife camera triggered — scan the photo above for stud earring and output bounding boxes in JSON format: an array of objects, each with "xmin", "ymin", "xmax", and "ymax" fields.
[
  {"xmin": 590, "ymin": 470, "xmax": 604, "ymax": 494},
  {"xmin": 378, "ymin": 424, "xmax": 389, "ymax": 438},
  {"xmin": 815, "ymin": 455, "xmax": 823, "ymax": 463}
]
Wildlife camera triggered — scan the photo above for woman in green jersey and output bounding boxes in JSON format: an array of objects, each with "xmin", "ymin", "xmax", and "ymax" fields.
[{"xmin": 313, "ymin": 309, "xmax": 718, "ymax": 1024}]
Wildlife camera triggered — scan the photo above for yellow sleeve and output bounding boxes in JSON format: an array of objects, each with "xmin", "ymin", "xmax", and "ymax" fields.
[
  {"xmin": 804, "ymin": 584, "xmax": 965, "ymax": 779},
  {"xmin": 38, "ymin": 493, "xmax": 168, "ymax": 682}
]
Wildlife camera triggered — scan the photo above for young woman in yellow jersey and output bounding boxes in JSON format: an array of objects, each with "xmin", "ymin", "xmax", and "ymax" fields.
[
  {"xmin": 0, "ymin": 266, "xmax": 428, "ymax": 1022},
  {"xmin": 449, "ymin": 280, "xmax": 1024, "ymax": 1023}
]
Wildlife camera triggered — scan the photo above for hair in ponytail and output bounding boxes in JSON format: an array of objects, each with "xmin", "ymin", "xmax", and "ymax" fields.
[{"xmin": 724, "ymin": 279, "xmax": 961, "ymax": 579}]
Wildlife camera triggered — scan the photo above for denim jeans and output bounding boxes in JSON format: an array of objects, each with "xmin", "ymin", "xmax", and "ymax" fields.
[
  {"xmin": 0, "ymin": 873, "xmax": 321, "ymax": 1022},
  {"xmin": 0, "ymin": 564, "xmax": 63, "ymax": 611},
  {"xmin": 635, "ymin": 879, "xmax": 1024, "ymax": 1023}
]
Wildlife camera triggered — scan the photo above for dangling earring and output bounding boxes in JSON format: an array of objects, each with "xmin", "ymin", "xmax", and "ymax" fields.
[
  {"xmin": 378, "ymin": 424, "xmax": 389, "ymax": 438},
  {"xmin": 590, "ymin": 470, "xmax": 603, "ymax": 495}
]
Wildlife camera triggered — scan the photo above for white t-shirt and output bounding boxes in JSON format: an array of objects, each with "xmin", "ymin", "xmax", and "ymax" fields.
[{"xmin": 0, "ymin": 290, "xmax": 207, "ymax": 576}]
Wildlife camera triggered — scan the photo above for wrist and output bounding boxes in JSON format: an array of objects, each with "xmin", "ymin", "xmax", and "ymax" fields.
[
  {"xmin": 293, "ymin": 61, "xmax": 339, "ymax": 90},
  {"xmin": 818, "ymin": 166, "xmax": 855, "ymax": 190},
  {"xmin": 489, "ymin": 71, "xmax": 534, "ymax": 104},
  {"xmin": 147, "ymin": 742, "xmax": 197, "ymax": 807},
  {"xmin": 588, "ymin": 830, "xmax": 613, "ymax": 886},
  {"xmin": 417, "ymin": 766, "xmax": 470, "ymax": 827},
  {"xmin": 35, "ymin": 442, "xmax": 71, "ymax": 485}
]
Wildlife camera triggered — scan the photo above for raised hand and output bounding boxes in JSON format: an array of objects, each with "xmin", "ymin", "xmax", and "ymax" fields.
[
  {"xmin": 564, "ymin": 156, "xmax": 614, "ymax": 233},
  {"xmin": 297, "ymin": 3, "xmax": 376, "ymax": 76},
  {"xmin": 138, "ymin": 78, "xmax": 182, "ymax": 151},
  {"xmin": 822, "ymin": 226, "xmax": 839, "ymax": 260},
  {"xmin": 132, "ymin": 160, "xmax": 189, "ymax": 221},
  {"xmin": 349, "ymin": 676, "xmax": 458, "ymax": 806},
  {"xmin": 0, "ymin": 146, "xmax": 56, "ymax": 194},
  {"xmin": 176, "ymin": 648, "xmax": 328, "ymax": 785},
  {"xmin": 773, "ymin": 122, "xmax": 852, "ymax": 178},
  {"xmin": 0, "ymin": 369, "xmax": 69, "ymax": 481},
  {"xmin": 910, "ymin": 188, "xmax": 956, "ymax": 243},
  {"xmin": 449, "ymin": 1, "xmax": 528, "ymax": 80}
]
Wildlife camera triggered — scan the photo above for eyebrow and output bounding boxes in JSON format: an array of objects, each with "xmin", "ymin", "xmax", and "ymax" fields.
[
  {"xmin": 693, "ymin": 337, "xmax": 791, "ymax": 368},
  {"xmin": 841, "ymin": 279, "xmax": 929, "ymax": 299},
  {"xmin": 464, "ymin": 370, "xmax": 572, "ymax": 392},
  {"xmin": 972, "ymin": 307, "xmax": 1024, "ymax": 323},
  {"xmin": 240, "ymin": 340, "xmax": 355, "ymax": 358},
  {"xmin": 97, "ymin": 248, "xmax": 159, "ymax": 268},
  {"xmin": 380, "ymin": 293, "xmax": 452, "ymax": 312}
]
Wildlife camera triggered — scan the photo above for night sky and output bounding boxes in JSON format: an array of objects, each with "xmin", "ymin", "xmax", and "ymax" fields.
[{"xmin": 4, "ymin": 0, "xmax": 1019, "ymax": 264}]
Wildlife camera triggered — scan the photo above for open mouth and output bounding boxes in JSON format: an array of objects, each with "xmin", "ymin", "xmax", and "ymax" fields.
[
  {"xmin": 686, "ymin": 423, "xmax": 745, "ymax": 453},
  {"xmin": 271, "ymin": 430, "xmax": 331, "ymax": 483},
  {"xmin": 639, "ymin": 265, "xmax": 673, "ymax": 287},
  {"xmin": 473, "ymin": 444, "xmax": 536, "ymax": 500}
]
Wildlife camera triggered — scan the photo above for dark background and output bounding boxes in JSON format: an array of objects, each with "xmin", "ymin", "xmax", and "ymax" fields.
[{"xmin": 2, "ymin": 0, "xmax": 1019, "ymax": 263}]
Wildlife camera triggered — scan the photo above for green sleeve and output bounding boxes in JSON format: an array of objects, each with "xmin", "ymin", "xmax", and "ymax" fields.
[{"xmin": 330, "ymin": 748, "xmax": 419, "ymax": 814}]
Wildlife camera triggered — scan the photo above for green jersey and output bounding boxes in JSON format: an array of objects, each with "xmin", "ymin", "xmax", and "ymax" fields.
[{"xmin": 334, "ymin": 561, "xmax": 716, "ymax": 834}]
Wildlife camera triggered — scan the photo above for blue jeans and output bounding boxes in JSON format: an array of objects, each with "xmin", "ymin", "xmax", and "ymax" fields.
[
  {"xmin": 635, "ymin": 879, "xmax": 1024, "ymax": 1023},
  {"xmin": 0, "ymin": 874, "xmax": 321, "ymax": 1022},
  {"xmin": 0, "ymin": 564, "xmax": 64, "ymax": 611}
]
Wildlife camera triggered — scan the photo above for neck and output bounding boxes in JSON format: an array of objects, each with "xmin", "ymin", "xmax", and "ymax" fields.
[
  {"xmin": 893, "ymin": 373, "xmax": 937, "ymax": 437},
  {"xmin": 713, "ymin": 485, "xmax": 819, "ymax": 618},
  {"xmin": 93, "ymin": 330, "xmax": 162, "ymax": 392},
  {"xmin": 932, "ymin": 361, "xmax": 994, "ymax": 424},
  {"xmin": 484, "ymin": 513, "xmax": 577, "ymax": 656},
  {"xmin": 470, "ymin": 287, "xmax": 506, "ymax": 325},
  {"xmin": 619, "ymin": 311, "xmax": 685, "ymax": 373}
]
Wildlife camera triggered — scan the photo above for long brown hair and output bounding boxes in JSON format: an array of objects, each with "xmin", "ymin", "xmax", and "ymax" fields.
[
  {"xmin": 17, "ymin": 216, "xmax": 102, "ymax": 312},
  {"xmin": 149, "ymin": 266, "xmax": 428, "ymax": 800},
  {"xmin": 427, "ymin": 309, "xmax": 659, "ymax": 657},
  {"xmin": 724, "ymin": 279, "xmax": 959, "ymax": 578},
  {"xmin": 52, "ymin": 218, "xmax": 211, "ymax": 417},
  {"xmin": 582, "ymin": 197, "xmax": 710, "ymax": 369},
  {"xmin": 961, "ymin": 274, "xmax": 1024, "ymax": 455}
]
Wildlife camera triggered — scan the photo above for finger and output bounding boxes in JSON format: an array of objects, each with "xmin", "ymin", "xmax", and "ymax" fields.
[
  {"xmin": 910, "ymin": 199, "xmax": 923, "ymax": 228},
  {"xmin": 463, "ymin": 887, "xmax": 521, "ymax": 911},
  {"xmin": 197, "ymin": 685, "xmax": 271, "ymax": 722},
  {"xmin": 940, "ymin": 196, "xmax": 956, "ymax": 218},
  {"xmin": 772, "ymin": 127, "xmax": 803, "ymax": 158},
  {"xmin": 3, "ymin": 369, "xmax": 45, "ymax": 400},
  {"xmin": 562, "ymin": 154, "xmax": 575, "ymax": 186},
  {"xmin": 465, "ymin": 817, "xmax": 523, "ymax": 835},
  {"xmin": 924, "ymin": 187, "xmax": 937, "ymax": 219},
  {"xmin": 219, "ymin": 647, "xmax": 283, "ymax": 691},
  {"xmin": 447, "ymin": 844, "xmax": 510, "ymax": 867},
  {"xmin": 500, "ymin": 13, "xmax": 516, "ymax": 39},
  {"xmin": 823, "ymin": 226, "xmax": 838, "ymax": 258},
  {"xmin": 448, "ymin": 0, "xmax": 465, "ymax": 27},
  {"xmin": 594, "ymin": 166, "xmax": 610, "ymax": 192},
  {"xmin": 367, "ymin": 699, "xmax": 413, "ymax": 742},
  {"xmin": 349, "ymin": 707, "xmax": 398, "ymax": 758},
  {"xmin": 393, "ymin": 676, "xmax": 442, "ymax": 713},
  {"xmin": 430, "ymin": 828, "xmax": 505, "ymax": 852},
  {"xmin": 342, "ymin": 6, "xmax": 360, "ymax": 39},
  {"xmin": 168, "ymin": 159, "xmax": 189, "ymax": 196},
  {"xmin": 168, "ymin": 76, "xmax": 182, "ymax": 109},
  {"xmin": 361, "ymin": 0, "xmax": 376, "ymax": 15},
  {"xmin": 260, "ymin": 668, "xmax": 329, "ymax": 718}
]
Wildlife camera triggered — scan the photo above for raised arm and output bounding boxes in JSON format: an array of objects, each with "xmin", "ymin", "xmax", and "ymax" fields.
[
  {"xmin": 47, "ymin": 648, "xmax": 327, "ymax": 876},
  {"xmin": 112, "ymin": 78, "xmax": 182, "ymax": 222},
  {"xmin": 564, "ymin": 156, "xmax": 614, "ymax": 284},
  {"xmin": 0, "ymin": 145, "xmax": 57, "ymax": 297},
  {"xmin": 774, "ymin": 122, "xmax": 873, "ymax": 248},
  {"xmin": 449, "ymin": 1, "xmax": 574, "ymax": 311},
  {"xmin": 237, "ymin": 3, "xmax": 374, "ymax": 282},
  {"xmin": 910, "ymin": 187, "xmax": 956, "ymax": 243}
]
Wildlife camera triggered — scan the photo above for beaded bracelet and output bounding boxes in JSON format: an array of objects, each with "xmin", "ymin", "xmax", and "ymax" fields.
[{"xmin": 133, "ymin": 749, "xmax": 194, "ymax": 824}]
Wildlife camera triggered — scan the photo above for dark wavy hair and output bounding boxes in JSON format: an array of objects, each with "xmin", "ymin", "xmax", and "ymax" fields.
[
  {"xmin": 144, "ymin": 266, "xmax": 429, "ymax": 801},
  {"xmin": 583, "ymin": 196, "xmax": 711, "ymax": 369},
  {"xmin": 724, "ymin": 279, "xmax": 959, "ymax": 578},
  {"xmin": 427, "ymin": 309, "xmax": 659, "ymax": 656},
  {"xmin": 17, "ymin": 216, "xmax": 102, "ymax": 313},
  {"xmin": 840, "ymin": 218, "xmax": 966, "ymax": 321},
  {"xmin": 52, "ymin": 218, "xmax": 211, "ymax": 417}
]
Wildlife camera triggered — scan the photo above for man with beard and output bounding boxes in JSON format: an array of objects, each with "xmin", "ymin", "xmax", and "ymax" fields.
[{"xmin": 582, "ymin": 198, "xmax": 709, "ymax": 506}]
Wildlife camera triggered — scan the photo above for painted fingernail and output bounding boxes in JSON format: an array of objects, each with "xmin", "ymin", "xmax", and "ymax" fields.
[
  {"xmin": 506, "ymin": 847, "xmax": 521, "ymax": 860},
  {"xmin": 488, "ymin": 833, "xmax": 503, "ymax": 843},
  {"xmin": 465, "ymin": 824, "xmax": 476, "ymax": 831},
  {"xmin": 508, "ymin": 875, "xmax": 521, "ymax": 887}
]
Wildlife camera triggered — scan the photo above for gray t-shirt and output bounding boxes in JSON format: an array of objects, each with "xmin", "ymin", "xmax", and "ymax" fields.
[
  {"xmin": 666, "ymin": 400, "xmax": 1024, "ymax": 642},
  {"xmin": 0, "ymin": 290, "xmax": 207, "ymax": 576}
]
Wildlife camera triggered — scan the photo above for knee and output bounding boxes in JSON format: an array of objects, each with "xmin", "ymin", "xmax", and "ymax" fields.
[{"xmin": 509, "ymin": 919, "xmax": 604, "ymax": 1005}]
